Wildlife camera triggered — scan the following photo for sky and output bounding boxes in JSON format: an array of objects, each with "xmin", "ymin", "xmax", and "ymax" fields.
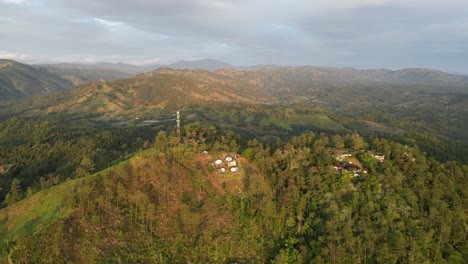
[{"xmin": 1, "ymin": 0, "xmax": 467, "ymax": 72}]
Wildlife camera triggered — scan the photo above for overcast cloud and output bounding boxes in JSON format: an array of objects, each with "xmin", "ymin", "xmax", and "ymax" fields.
[{"xmin": 0, "ymin": 0, "xmax": 467, "ymax": 72}]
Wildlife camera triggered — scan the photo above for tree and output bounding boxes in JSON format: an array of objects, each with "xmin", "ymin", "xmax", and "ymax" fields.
[
  {"xmin": 331, "ymin": 135, "xmax": 345, "ymax": 149},
  {"xmin": 75, "ymin": 156, "xmax": 95, "ymax": 178},
  {"xmin": 154, "ymin": 131, "xmax": 167, "ymax": 151},
  {"xmin": 350, "ymin": 132, "xmax": 365, "ymax": 151},
  {"xmin": 4, "ymin": 178, "xmax": 23, "ymax": 206}
]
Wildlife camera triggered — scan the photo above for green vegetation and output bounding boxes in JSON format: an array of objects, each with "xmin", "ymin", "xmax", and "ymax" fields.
[
  {"xmin": 0, "ymin": 116, "xmax": 155, "ymax": 202},
  {"xmin": 0, "ymin": 126, "xmax": 465, "ymax": 263},
  {"xmin": 0, "ymin": 65, "xmax": 466, "ymax": 262}
]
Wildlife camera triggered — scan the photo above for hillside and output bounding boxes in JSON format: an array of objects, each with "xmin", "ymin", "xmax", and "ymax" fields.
[
  {"xmin": 0, "ymin": 59, "xmax": 74, "ymax": 101},
  {"xmin": 4, "ymin": 68, "xmax": 277, "ymax": 118},
  {"xmin": 0, "ymin": 128, "xmax": 465, "ymax": 263},
  {"xmin": 0, "ymin": 141, "xmax": 276, "ymax": 263}
]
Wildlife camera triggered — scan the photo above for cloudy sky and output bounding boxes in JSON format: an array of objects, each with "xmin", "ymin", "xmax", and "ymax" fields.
[{"xmin": 1, "ymin": 0, "xmax": 467, "ymax": 72}]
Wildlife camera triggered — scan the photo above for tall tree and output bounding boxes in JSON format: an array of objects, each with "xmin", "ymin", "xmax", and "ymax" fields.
[
  {"xmin": 75, "ymin": 156, "xmax": 95, "ymax": 178},
  {"xmin": 4, "ymin": 178, "xmax": 23, "ymax": 205}
]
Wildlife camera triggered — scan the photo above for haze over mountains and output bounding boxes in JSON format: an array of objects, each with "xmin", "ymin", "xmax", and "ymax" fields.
[{"xmin": 2, "ymin": 58, "xmax": 468, "ymax": 103}]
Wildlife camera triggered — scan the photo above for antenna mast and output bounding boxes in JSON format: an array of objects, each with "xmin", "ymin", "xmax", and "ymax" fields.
[{"xmin": 176, "ymin": 111, "xmax": 181, "ymax": 135}]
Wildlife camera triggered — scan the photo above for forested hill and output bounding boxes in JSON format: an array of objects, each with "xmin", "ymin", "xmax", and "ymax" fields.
[
  {"xmin": 0, "ymin": 59, "xmax": 74, "ymax": 101},
  {"xmin": 0, "ymin": 68, "xmax": 278, "ymax": 117},
  {"xmin": 0, "ymin": 126, "xmax": 465, "ymax": 263}
]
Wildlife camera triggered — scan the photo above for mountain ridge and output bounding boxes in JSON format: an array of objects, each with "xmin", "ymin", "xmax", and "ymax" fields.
[{"xmin": 30, "ymin": 58, "xmax": 468, "ymax": 82}]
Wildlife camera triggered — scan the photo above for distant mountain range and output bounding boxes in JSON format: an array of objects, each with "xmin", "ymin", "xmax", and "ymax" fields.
[
  {"xmin": 38, "ymin": 59, "xmax": 245, "ymax": 75},
  {"xmin": 5, "ymin": 65, "xmax": 465, "ymax": 119},
  {"xmin": 2, "ymin": 58, "xmax": 468, "ymax": 103},
  {"xmin": 38, "ymin": 58, "xmax": 468, "ymax": 84}
]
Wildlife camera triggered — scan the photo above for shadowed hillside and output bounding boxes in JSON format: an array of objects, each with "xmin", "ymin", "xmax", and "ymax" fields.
[{"xmin": 0, "ymin": 59, "xmax": 74, "ymax": 101}]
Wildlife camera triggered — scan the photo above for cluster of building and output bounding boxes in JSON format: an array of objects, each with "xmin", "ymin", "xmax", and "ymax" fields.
[
  {"xmin": 333, "ymin": 162, "xmax": 366, "ymax": 177},
  {"xmin": 333, "ymin": 151, "xmax": 385, "ymax": 177},
  {"xmin": 212, "ymin": 155, "xmax": 239, "ymax": 174}
]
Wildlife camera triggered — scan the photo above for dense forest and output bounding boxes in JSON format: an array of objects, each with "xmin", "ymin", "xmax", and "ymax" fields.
[
  {"xmin": 0, "ymin": 123, "xmax": 466, "ymax": 263},
  {"xmin": 0, "ymin": 117, "xmax": 155, "ymax": 202}
]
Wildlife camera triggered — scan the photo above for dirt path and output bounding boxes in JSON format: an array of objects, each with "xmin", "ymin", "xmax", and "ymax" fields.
[{"xmin": 198, "ymin": 154, "xmax": 224, "ymax": 195}]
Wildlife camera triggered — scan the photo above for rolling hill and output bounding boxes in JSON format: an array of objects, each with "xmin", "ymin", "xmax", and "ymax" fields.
[
  {"xmin": 1, "ymin": 65, "xmax": 466, "ymax": 161},
  {"xmin": 5, "ymin": 66, "xmax": 465, "ymax": 125},
  {"xmin": 0, "ymin": 59, "xmax": 75, "ymax": 101},
  {"xmin": 6, "ymin": 68, "xmax": 278, "ymax": 117},
  {"xmin": 37, "ymin": 59, "xmax": 241, "ymax": 75}
]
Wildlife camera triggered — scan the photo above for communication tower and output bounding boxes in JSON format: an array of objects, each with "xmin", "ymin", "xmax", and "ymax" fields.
[{"xmin": 176, "ymin": 111, "xmax": 181, "ymax": 134}]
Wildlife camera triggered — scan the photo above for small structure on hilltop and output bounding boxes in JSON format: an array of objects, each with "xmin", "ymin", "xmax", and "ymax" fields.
[
  {"xmin": 211, "ymin": 155, "xmax": 240, "ymax": 174},
  {"xmin": 214, "ymin": 159, "xmax": 223, "ymax": 167},
  {"xmin": 334, "ymin": 151, "xmax": 352, "ymax": 161},
  {"xmin": 333, "ymin": 164, "xmax": 344, "ymax": 171},
  {"xmin": 333, "ymin": 162, "xmax": 362, "ymax": 177},
  {"xmin": 344, "ymin": 162, "xmax": 362, "ymax": 177},
  {"xmin": 371, "ymin": 153, "xmax": 385, "ymax": 162},
  {"xmin": 343, "ymin": 162, "xmax": 361, "ymax": 171},
  {"xmin": 228, "ymin": 160, "xmax": 237, "ymax": 168}
]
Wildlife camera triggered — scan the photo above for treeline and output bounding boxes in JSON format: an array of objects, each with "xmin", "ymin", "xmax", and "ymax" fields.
[{"xmin": 0, "ymin": 124, "xmax": 465, "ymax": 263}]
